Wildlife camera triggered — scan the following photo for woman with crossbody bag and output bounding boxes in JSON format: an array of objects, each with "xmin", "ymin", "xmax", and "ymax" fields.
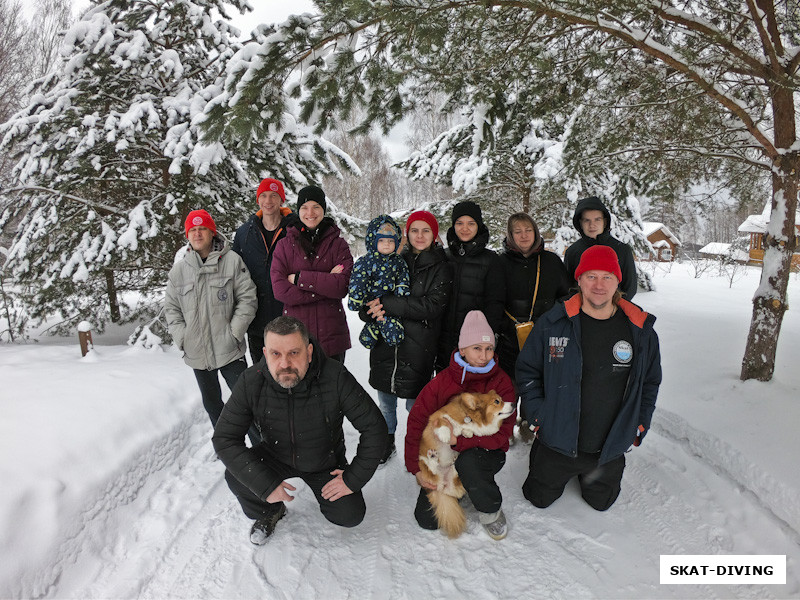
[{"xmin": 497, "ymin": 213, "xmax": 571, "ymax": 434}]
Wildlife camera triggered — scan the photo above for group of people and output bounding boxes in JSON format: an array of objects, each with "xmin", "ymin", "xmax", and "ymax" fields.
[{"xmin": 163, "ymin": 177, "xmax": 661, "ymax": 545}]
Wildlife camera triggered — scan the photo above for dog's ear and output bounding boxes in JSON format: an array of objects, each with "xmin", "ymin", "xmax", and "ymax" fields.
[{"xmin": 460, "ymin": 393, "xmax": 477, "ymax": 410}]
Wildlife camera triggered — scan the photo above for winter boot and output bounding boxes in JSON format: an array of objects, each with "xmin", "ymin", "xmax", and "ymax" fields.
[
  {"xmin": 480, "ymin": 509, "xmax": 508, "ymax": 541},
  {"xmin": 249, "ymin": 503, "xmax": 287, "ymax": 545},
  {"xmin": 379, "ymin": 434, "xmax": 396, "ymax": 465}
]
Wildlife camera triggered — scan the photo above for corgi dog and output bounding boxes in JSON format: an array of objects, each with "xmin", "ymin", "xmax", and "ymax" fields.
[{"xmin": 418, "ymin": 390, "xmax": 515, "ymax": 537}]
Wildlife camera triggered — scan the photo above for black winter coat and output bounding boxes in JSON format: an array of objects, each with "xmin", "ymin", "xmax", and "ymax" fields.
[
  {"xmin": 563, "ymin": 196, "xmax": 638, "ymax": 300},
  {"xmin": 212, "ymin": 341, "xmax": 387, "ymax": 500},
  {"xmin": 435, "ymin": 226, "xmax": 504, "ymax": 372},
  {"xmin": 366, "ymin": 244, "xmax": 453, "ymax": 399},
  {"xmin": 232, "ymin": 208, "xmax": 298, "ymax": 335},
  {"xmin": 497, "ymin": 241, "xmax": 571, "ymax": 379},
  {"xmin": 517, "ymin": 295, "xmax": 661, "ymax": 464}
]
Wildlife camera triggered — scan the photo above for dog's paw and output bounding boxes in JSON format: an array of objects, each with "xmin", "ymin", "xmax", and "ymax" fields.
[
  {"xmin": 461, "ymin": 430, "xmax": 474, "ymax": 438},
  {"xmin": 426, "ymin": 448, "xmax": 438, "ymax": 459},
  {"xmin": 434, "ymin": 425, "xmax": 452, "ymax": 444}
]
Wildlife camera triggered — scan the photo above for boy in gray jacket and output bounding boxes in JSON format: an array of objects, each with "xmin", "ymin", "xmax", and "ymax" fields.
[{"xmin": 165, "ymin": 209, "xmax": 258, "ymax": 438}]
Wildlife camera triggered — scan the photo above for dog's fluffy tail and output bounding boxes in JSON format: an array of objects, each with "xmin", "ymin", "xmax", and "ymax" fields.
[{"xmin": 428, "ymin": 491, "xmax": 466, "ymax": 538}]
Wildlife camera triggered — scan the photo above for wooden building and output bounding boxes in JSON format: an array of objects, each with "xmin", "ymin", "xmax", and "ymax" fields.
[
  {"xmin": 738, "ymin": 203, "xmax": 800, "ymax": 271},
  {"xmin": 641, "ymin": 222, "xmax": 681, "ymax": 262}
]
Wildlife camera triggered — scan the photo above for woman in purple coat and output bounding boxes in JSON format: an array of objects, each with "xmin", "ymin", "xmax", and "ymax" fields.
[{"xmin": 271, "ymin": 186, "xmax": 354, "ymax": 362}]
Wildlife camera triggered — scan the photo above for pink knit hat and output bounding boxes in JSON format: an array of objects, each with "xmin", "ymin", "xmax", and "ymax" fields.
[{"xmin": 458, "ymin": 310, "xmax": 494, "ymax": 349}]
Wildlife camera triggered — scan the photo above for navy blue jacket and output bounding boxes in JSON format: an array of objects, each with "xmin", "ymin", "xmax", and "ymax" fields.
[
  {"xmin": 232, "ymin": 207, "xmax": 297, "ymax": 335},
  {"xmin": 516, "ymin": 294, "xmax": 661, "ymax": 464}
]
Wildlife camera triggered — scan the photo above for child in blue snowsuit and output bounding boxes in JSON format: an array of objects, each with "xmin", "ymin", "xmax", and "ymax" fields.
[{"xmin": 348, "ymin": 215, "xmax": 410, "ymax": 349}]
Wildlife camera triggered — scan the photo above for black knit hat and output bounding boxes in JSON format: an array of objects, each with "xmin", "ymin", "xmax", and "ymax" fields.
[
  {"xmin": 297, "ymin": 185, "xmax": 327, "ymax": 213},
  {"xmin": 451, "ymin": 200, "xmax": 483, "ymax": 226}
]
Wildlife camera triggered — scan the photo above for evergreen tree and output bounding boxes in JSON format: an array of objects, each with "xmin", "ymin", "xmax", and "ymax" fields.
[
  {"xmin": 202, "ymin": 1, "xmax": 799, "ymax": 382},
  {"xmin": 0, "ymin": 0, "xmax": 348, "ymax": 333}
]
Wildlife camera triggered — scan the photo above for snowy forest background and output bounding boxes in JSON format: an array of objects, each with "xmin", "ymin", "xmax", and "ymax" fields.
[{"xmin": 0, "ymin": 0, "xmax": 797, "ymax": 381}]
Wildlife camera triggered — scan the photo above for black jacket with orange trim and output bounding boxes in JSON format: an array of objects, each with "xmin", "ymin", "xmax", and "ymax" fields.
[{"xmin": 516, "ymin": 294, "xmax": 661, "ymax": 464}]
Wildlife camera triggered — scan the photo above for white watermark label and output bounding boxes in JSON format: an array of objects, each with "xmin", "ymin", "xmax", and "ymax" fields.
[{"xmin": 661, "ymin": 555, "xmax": 786, "ymax": 585}]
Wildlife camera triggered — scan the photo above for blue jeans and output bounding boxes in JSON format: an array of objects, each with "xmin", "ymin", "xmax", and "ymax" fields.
[
  {"xmin": 377, "ymin": 390, "xmax": 415, "ymax": 434},
  {"xmin": 193, "ymin": 358, "xmax": 261, "ymax": 445}
]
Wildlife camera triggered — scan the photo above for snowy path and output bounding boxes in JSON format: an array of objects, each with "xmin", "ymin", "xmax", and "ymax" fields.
[
  {"xmin": 42, "ymin": 408, "xmax": 799, "ymax": 600},
  {"xmin": 6, "ymin": 270, "xmax": 800, "ymax": 599}
]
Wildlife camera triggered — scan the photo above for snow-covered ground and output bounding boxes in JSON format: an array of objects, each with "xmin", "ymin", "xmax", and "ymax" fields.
[{"xmin": 1, "ymin": 263, "xmax": 798, "ymax": 599}]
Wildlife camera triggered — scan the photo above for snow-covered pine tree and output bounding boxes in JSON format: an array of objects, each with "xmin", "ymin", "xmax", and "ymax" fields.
[
  {"xmin": 200, "ymin": 1, "xmax": 797, "ymax": 381},
  {"xmin": 0, "ymin": 0, "xmax": 350, "ymax": 334}
]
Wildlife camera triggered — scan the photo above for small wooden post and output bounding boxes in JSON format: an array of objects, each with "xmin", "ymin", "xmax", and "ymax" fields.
[{"xmin": 77, "ymin": 321, "xmax": 94, "ymax": 357}]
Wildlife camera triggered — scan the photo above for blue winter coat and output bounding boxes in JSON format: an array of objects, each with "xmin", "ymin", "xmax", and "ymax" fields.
[
  {"xmin": 232, "ymin": 207, "xmax": 298, "ymax": 335},
  {"xmin": 348, "ymin": 215, "xmax": 410, "ymax": 309},
  {"xmin": 516, "ymin": 294, "xmax": 661, "ymax": 464}
]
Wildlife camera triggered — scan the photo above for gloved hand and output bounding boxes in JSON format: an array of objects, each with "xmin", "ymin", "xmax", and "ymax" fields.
[{"xmin": 633, "ymin": 424, "xmax": 646, "ymax": 446}]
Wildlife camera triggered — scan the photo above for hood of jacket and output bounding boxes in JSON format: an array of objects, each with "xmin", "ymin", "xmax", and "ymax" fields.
[
  {"xmin": 572, "ymin": 196, "xmax": 612, "ymax": 237},
  {"xmin": 501, "ymin": 235, "xmax": 544, "ymax": 260},
  {"xmin": 183, "ymin": 232, "xmax": 231, "ymax": 268},
  {"xmin": 365, "ymin": 214, "xmax": 402, "ymax": 255},
  {"xmin": 446, "ymin": 223, "xmax": 490, "ymax": 257}
]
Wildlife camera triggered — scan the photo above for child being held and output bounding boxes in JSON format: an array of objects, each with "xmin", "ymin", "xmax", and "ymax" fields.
[{"xmin": 348, "ymin": 215, "xmax": 410, "ymax": 349}]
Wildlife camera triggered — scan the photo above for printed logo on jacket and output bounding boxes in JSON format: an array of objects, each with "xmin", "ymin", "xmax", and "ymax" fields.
[{"xmin": 548, "ymin": 336, "xmax": 569, "ymax": 362}]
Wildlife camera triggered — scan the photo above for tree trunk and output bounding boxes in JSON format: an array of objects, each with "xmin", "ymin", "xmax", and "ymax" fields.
[
  {"xmin": 105, "ymin": 268, "xmax": 121, "ymax": 323},
  {"xmin": 740, "ymin": 156, "xmax": 798, "ymax": 381}
]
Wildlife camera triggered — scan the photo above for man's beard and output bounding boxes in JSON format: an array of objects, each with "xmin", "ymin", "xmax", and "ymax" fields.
[
  {"xmin": 275, "ymin": 368, "xmax": 301, "ymax": 389},
  {"xmin": 586, "ymin": 297, "xmax": 611, "ymax": 311}
]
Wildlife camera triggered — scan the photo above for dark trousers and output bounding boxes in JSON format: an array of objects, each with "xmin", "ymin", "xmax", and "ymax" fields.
[
  {"xmin": 522, "ymin": 439, "xmax": 625, "ymax": 511},
  {"xmin": 193, "ymin": 358, "xmax": 260, "ymax": 445},
  {"xmin": 414, "ymin": 447, "xmax": 506, "ymax": 530},
  {"xmin": 225, "ymin": 447, "xmax": 366, "ymax": 527},
  {"xmin": 246, "ymin": 332, "xmax": 264, "ymax": 366}
]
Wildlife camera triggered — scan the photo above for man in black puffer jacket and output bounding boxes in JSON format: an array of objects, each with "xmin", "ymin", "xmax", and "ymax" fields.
[
  {"xmin": 213, "ymin": 316, "xmax": 387, "ymax": 545},
  {"xmin": 564, "ymin": 196, "xmax": 638, "ymax": 300}
]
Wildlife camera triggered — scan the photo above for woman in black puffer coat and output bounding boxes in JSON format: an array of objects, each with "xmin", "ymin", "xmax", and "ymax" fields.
[
  {"xmin": 434, "ymin": 201, "xmax": 504, "ymax": 373},
  {"xmin": 497, "ymin": 212, "xmax": 570, "ymax": 387},
  {"xmin": 361, "ymin": 211, "xmax": 453, "ymax": 463}
]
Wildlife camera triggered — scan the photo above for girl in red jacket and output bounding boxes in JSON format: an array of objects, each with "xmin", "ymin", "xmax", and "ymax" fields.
[{"xmin": 405, "ymin": 310, "xmax": 516, "ymax": 540}]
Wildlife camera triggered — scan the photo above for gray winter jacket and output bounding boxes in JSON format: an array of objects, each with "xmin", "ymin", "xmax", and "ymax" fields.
[{"xmin": 165, "ymin": 234, "xmax": 257, "ymax": 370}]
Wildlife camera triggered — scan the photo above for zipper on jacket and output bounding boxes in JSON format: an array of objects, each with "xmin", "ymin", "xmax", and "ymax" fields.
[
  {"xmin": 288, "ymin": 388, "xmax": 297, "ymax": 469},
  {"xmin": 390, "ymin": 345, "xmax": 399, "ymax": 394}
]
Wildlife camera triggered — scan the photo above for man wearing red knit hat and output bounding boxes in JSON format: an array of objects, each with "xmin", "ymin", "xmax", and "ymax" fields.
[
  {"xmin": 165, "ymin": 209, "xmax": 259, "ymax": 443},
  {"xmin": 516, "ymin": 244, "xmax": 661, "ymax": 512},
  {"xmin": 233, "ymin": 178, "xmax": 298, "ymax": 364}
]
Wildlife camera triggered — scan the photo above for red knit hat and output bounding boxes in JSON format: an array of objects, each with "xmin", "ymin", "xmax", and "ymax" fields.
[
  {"xmin": 405, "ymin": 210, "xmax": 439, "ymax": 241},
  {"xmin": 256, "ymin": 178, "xmax": 286, "ymax": 203},
  {"xmin": 184, "ymin": 209, "xmax": 217, "ymax": 238},
  {"xmin": 574, "ymin": 245, "xmax": 622, "ymax": 282}
]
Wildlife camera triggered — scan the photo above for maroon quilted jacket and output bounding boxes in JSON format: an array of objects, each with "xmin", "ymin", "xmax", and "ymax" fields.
[
  {"xmin": 404, "ymin": 351, "xmax": 517, "ymax": 474},
  {"xmin": 271, "ymin": 221, "xmax": 354, "ymax": 356}
]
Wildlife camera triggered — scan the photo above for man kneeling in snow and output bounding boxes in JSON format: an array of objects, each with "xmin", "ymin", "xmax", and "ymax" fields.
[
  {"xmin": 213, "ymin": 316, "xmax": 387, "ymax": 544},
  {"xmin": 517, "ymin": 245, "xmax": 661, "ymax": 511}
]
